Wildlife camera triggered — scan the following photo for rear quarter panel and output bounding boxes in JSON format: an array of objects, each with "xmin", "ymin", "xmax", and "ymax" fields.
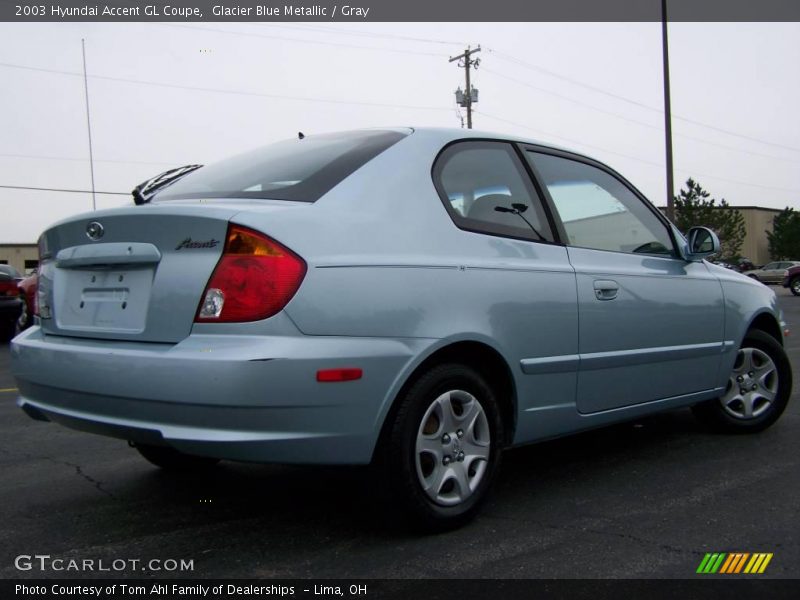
[{"xmin": 231, "ymin": 130, "xmax": 580, "ymax": 443}]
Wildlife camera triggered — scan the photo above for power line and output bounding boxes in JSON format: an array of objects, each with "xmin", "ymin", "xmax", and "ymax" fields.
[
  {"xmin": 0, "ymin": 61, "xmax": 452, "ymax": 112},
  {"xmin": 0, "ymin": 152, "xmax": 177, "ymax": 167},
  {"xmin": 0, "ymin": 185, "xmax": 128, "ymax": 196},
  {"xmin": 481, "ymin": 66, "xmax": 799, "ymax": 164},
  {"xmin": 486, "ymin": 48, "xmax": 800, "ymax": 154},
  {"xmin": 476, "ymin": 111, "xmax": 800, "ymax": 195},
  {"xmin": 259, "ymin": 23, "xmax": 468, "ymax": 46},
  {"xmin": 161, "ymin": 24, "xmax": 445, "ymax": 57}
]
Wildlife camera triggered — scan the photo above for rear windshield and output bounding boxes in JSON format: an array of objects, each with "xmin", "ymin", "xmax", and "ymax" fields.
[{"xmin": 155, "ymin": 129, "xmax": 409, "ymax": 203}]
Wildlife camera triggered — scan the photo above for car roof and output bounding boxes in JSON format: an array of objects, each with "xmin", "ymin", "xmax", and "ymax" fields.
[{"xmin": 404, "ymin": 126, "xmax": 592, "ymax": 160}]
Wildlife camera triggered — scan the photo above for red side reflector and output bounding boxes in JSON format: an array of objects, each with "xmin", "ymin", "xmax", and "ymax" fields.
[{"xmin": 316, "ymin": 368, "xmax": 363, "ymax": 382}]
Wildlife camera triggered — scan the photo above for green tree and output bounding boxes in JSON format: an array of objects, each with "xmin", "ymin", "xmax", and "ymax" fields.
[
  {"xmin": 673, "ymin": 178, "xmax": 746, "ymax": 262},
  {"xmin": 766, "ymin": 208, "xmax": 800, "ymax": 260}
]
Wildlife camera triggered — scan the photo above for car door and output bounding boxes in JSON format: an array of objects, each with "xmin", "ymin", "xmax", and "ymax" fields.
[
  {"xmin": 758, "ymin": 262, "xmax": 780, "ymax": 283},
  {"xmin": 772, "ymin": 262, "xmax": 793, "ymax": 284},
  {"xmin": 524, "ymin": 148, "xmax": 725, "ymax": 413}
]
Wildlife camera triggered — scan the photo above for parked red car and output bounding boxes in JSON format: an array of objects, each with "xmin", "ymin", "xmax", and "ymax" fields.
[
  {"xmin": 782, "ymin": 265, "xmax": 800, "ymax": 296},
  {"xmin": 15, "ymin": 272, "xmax": 38, "ymax": 335},
  {"xmin": 0, "ymin": 269, "xmax": 23, "ymax": 341}
]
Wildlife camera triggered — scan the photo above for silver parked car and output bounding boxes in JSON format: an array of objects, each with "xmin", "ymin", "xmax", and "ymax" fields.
[
  {"xmin": 743, "ymin": 261, "xmax": 800, "ymax": 284},
  {"xmin": 11, "ymin": 128, "xmax": 792, "ymax": 529}
]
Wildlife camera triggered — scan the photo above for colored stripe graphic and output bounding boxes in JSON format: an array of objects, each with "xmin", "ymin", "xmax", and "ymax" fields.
[
  {"xmin": 697, "ymin": 553, "xmax": 727, "ymax": 573},
  {"xmin": 699, "ymin": 552, "xmax": 773, "ymax": 574},
  {"xmin": 719, "ymin": 554, "xmax": 735, "ymax": 573},
  {"xmin": 759, "ymin": 554, "xmax": 774, "ymax": 573}
]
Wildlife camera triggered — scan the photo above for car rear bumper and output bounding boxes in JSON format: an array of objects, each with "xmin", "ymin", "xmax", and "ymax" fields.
[{"xmin": 11, "ymin": 326, "xmax": 433, "ymax": 464}]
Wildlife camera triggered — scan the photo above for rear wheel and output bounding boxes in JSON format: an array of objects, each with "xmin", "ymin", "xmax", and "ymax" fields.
[
  {"xmin": 133, "ymin": 443, "xmax": 220, "ymax": 471},
  {"xmin": 14, "ymin": 299, "xmax": 29, "ymax": 336},
  {"xmin": 693, "ymin": 330, "xmax": 791, "ymax": 433},
  {"xmin": 384, "ymin": 363, "xmax": 504, "ymax": 531},
  {"xmin": 790, "ymin": 277, "xmax": 800, "ymax": 296}
]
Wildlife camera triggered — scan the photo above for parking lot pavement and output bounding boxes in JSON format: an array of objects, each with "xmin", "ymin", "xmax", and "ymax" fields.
[{"xmin": 1, "ymin": 287, "xmax": 798, "ymax": 580}]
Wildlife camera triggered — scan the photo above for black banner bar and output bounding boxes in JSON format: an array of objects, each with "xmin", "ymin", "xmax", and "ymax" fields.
[
  {"xmin": 3, "ymin": 579, "xmax": 800, "ymax": 600},
  {"xmin": 2, "ymin": 0, "xmax": 800, "ymax": 23}
]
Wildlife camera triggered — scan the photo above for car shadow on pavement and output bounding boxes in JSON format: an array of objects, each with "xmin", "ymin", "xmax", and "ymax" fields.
[{"xmin": 119, "ymin": 408, "xmax": 706, "ymax": 537}]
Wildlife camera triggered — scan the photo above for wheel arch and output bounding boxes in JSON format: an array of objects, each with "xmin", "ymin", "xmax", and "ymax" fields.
[
  {"xmin": 748, "ymin": 311, "xmax": 784, "ymax": 346},
  {"xmin": 372, "ymin": 339, "xmax": 518, "ymax": 462}
]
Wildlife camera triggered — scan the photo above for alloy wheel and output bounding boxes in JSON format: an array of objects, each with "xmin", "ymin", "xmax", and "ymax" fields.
[
  {"xmin": 415, "ymin": 390, "xmax": 491, "ymax": 506},
  {"xmin": 720, "ymin": 347, "xmax": 779, "ymax": 419}
]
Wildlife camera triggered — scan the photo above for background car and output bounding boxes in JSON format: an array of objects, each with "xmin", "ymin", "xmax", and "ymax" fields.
[
  {"xmin": 782, "ymin": 265, "xmax": 800, "ymax": 296},
  {"xmin": 14, "ymin": 272, "xmax": 37, "ymax": 335},
  {"xmin": 742, "ymin": 260, "xmax": 800, "ymax": 284},
  {"xmin": 0, "ymin": 271, "xmax": 22, "ymax": 341},
  {"xmin": 10, "ymin": 128, "xmax": 793, "ymax": 529},
  {"xmin": 0, "ymin": 264, "xmax": 23, "ymax": 282}
]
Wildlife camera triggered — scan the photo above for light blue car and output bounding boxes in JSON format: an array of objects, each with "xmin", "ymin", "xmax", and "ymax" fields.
[{"xmin": 11, "ymin": 128, "xmax": 792, "ymax": 529}]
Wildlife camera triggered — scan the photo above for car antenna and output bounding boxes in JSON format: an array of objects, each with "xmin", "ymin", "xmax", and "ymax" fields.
[
  {"xmin": 495, "ymin": 203, "xmax": 546, "ymax": 241},
  {"xmin": 298, "ymin": 131, "xmax": 305, "ymax": 140}
]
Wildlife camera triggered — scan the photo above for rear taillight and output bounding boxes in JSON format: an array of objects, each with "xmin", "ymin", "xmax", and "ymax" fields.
[
  {"xmin": 195, "ymin": 225, "xmax": 306, "ymax": 323},
  {"xmin": 0, "ymin": 284, "xmax": 19, "ymax": 298}
]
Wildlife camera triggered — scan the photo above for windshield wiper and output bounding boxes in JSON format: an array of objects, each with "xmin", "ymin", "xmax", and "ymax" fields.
[
  {"xmin": 132, "ymin": 164, "xmax": 203, "ymax": 205},
  {"xmin": 495, "ymin": 203, "xmax": 547, "ymax": 241}
]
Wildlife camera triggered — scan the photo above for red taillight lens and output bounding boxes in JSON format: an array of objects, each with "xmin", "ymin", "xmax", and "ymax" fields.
[{"xmin": 195, "ymin": 225, "xmax": 306, "ymax": 323}]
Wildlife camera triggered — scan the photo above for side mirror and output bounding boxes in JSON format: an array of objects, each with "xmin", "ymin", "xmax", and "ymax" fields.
[{"xmin": 685, "ymin": 226, "xmax": 720, "ymax": 261}]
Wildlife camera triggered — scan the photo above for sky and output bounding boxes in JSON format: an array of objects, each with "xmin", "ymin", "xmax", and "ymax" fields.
[{"xmin": 0, "ymin": 20, "xmax": 798, "ymax": 243}]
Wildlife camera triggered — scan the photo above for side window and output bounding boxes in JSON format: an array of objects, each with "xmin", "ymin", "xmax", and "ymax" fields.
[
  {"xmin": 434, "ymin": 142, "xmax": 554, "ymax": 242},
  {"xmin": 527, "ymin": 152, "xmax": 675, "ymax": 256},
  {"xmin": 764, "ymin": 263, "xmax": 778, "ymax": 270}
]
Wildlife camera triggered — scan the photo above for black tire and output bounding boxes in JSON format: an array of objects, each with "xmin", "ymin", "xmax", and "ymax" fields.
[
  {"xmin": 14, "ymin": 299, "xmax": 30, "ymax": 337},
  {"xmin": 790, "ymin": 277, "xmax": 800, "ymax": 297},
  {"xmin": 0, "ymin": 320, "xmax": 14, "ymax": 343},
  {"xmin": 384, "ymin": 363, "xmax": 504, "ymax": 531},
  {"xmin": 133, "ymin": 443, "xmax": 220, "ymax": 471},
  {"xmin": 693, "ymin": 330, "xmax": 792, "ymax": 433}
]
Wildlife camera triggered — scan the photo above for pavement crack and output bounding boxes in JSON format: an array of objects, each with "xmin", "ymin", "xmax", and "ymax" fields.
[
  {"xmin": 0, "ymin": 444, "xmax": 115, "ymax": 498},
  {"xmin": 60, "ymin": 460, "xmax": 116, "ymax": 499}
]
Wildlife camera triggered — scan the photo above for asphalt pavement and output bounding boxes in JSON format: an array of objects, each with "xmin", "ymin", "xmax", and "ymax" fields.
[{"xmin": 1, "ymin": 288, "xmax": 798, "ymax": 580}]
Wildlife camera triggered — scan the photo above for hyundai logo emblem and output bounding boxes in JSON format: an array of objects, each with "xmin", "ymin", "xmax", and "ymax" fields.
[{"xmin": 86, "ymin": 221, "xmax": 104, "ymax": 241}]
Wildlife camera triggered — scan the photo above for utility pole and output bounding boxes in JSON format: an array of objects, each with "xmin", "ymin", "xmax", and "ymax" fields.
[
  {"xmin": 81, "ymin": 38, "xmax": 97, "ymax": 211},
  {"xmin": 661, "ymin": 1, "xmax": 675, "ymax": 221},
  {"xmin": 450, "ymin": 46, "xmax": 481, "ymax": 129}
]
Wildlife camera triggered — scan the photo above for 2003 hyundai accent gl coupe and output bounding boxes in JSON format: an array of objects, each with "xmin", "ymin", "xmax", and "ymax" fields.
[{"xmin": 11, "ymin": 127, "xmax": 792, "ymax": 529}]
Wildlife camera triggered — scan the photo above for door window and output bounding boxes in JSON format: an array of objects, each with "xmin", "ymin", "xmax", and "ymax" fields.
[
  {"xmin": 527, "ymin": 152, "xmax": 674, "ymax": 256},
  {"xmin": 434, "ymin": 142, "xmax": 554, "ymax": 242}
]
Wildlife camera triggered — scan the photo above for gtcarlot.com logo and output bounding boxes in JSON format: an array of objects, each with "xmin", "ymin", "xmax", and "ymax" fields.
[
  {"xmin": 14, "ymin": 554, "xmax": 194, "ymax": 573},
  {"xmin": 696, "ymin": 552, "xmax": 773, "ymax": 574}
]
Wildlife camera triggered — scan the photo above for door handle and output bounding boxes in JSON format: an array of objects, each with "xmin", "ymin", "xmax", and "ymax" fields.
[{"xmin": 593, "ymin": 279, "xmax": 619, "ymax": 301}]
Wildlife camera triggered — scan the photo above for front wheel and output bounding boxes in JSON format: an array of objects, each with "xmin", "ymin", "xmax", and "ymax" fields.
[
  {"xmin": 693, "ymin": 330, "xmax": 792, "ymax": 433},
  {"xmin": 384, "ymin": 363, "xmax": 504, "ymax": 531},
  {"xmin": 790, "ymin": 277, "xmax": 800, "ymax": 296}
]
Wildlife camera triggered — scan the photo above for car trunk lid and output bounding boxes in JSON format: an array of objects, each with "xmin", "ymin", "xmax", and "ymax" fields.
[{"xmin": 37, "ymin": 201, "xmax": 298, "ymax": 343}]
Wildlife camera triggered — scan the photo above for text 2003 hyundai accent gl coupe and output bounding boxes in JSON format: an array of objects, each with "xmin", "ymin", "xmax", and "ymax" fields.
[{"xmin": 11, "ymin": 128, "xmax": 792, "ymax": 529}]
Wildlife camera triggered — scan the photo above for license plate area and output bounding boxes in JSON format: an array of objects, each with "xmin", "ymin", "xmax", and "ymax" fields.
[{"xmin": 54, "ymin": 268, "xmax": 154, "ymax": 333}]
